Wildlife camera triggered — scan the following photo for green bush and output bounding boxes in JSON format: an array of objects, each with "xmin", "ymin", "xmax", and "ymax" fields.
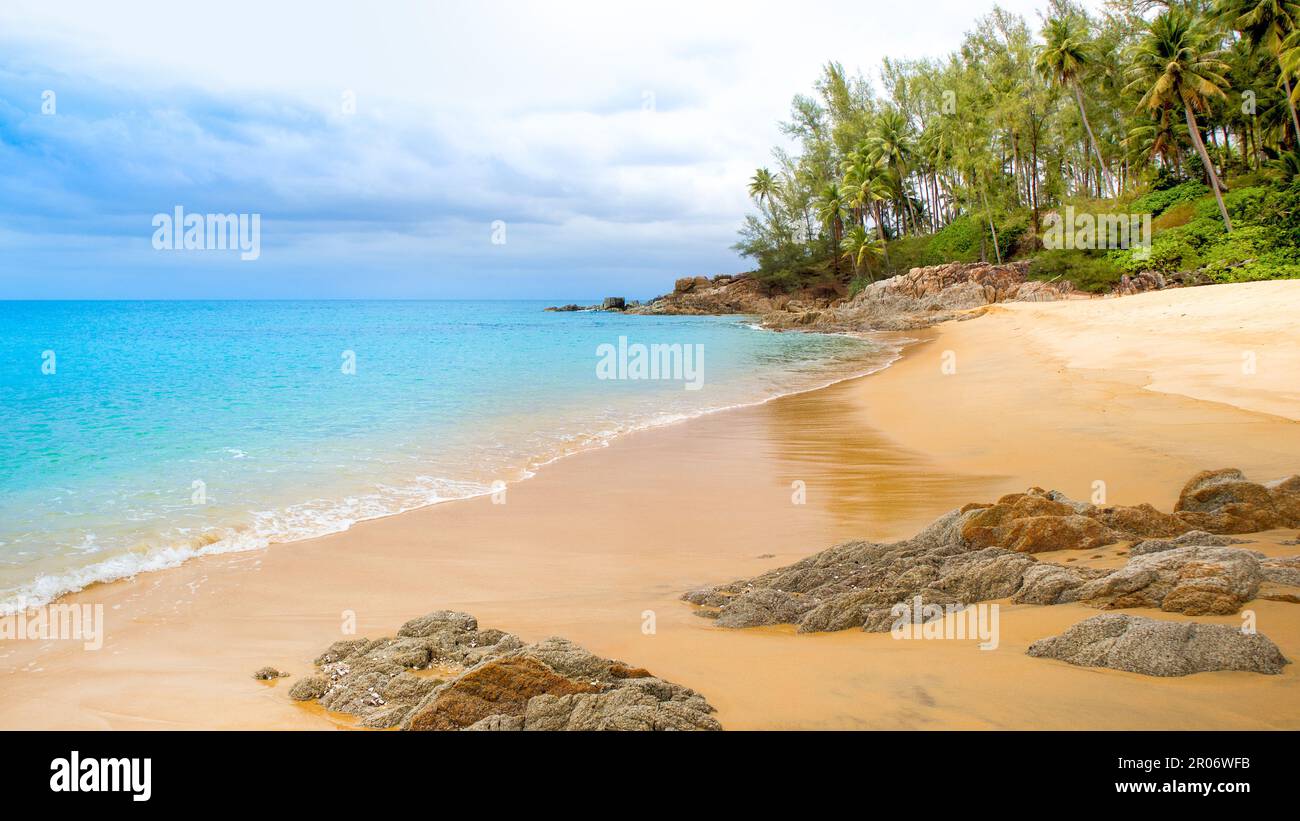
[
  {"xmin": 1027, "ymin": 249, "xmax": 1124, "ymax": 293},
  {"xmin": 1130, "ymin": 181, "xmax": 1209, "ymax": 216}
]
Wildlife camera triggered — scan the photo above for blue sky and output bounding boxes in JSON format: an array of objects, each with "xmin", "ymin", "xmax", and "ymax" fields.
[{"xmin": 0, "ymin": 0, "xmax": 1085, "ymax": 300}]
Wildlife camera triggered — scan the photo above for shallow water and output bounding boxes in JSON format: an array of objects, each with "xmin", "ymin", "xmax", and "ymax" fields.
[{"xmin": 0, "ymin": 300, "xmax": 892, "ymax": 612}]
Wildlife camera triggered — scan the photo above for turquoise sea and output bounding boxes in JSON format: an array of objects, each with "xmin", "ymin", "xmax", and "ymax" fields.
[{"xmin": 0, "ymin": 300, "xmax": 893, "ymax": 613}]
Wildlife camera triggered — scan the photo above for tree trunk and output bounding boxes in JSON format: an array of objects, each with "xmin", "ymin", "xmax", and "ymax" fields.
[
  {"xmin": 872, "ymin": 202, "xmax": 890, "ymax": 268},
  {"xmin": 1185, "ymin": 105, "xmax": 1232, "ymax": 233},
  {"xmin": 1282, "ymin": 73, "xmax": 1300, "ymax": 146},
  {"xmin": 1073, "ymin": 81, "xmax": 1115, "ymax": 198},
  {"xmin": 980, "ymin": 185, "xmax": 1002, "ymax": 264}
]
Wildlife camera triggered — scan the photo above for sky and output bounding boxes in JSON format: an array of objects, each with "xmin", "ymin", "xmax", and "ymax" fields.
[{"xmin": 0, "ymin": 0, "xmax": 1093, "ymax": 300}]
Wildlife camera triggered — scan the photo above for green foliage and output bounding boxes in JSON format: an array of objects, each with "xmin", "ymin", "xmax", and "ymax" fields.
[
  {"xmin": 1129, "ymin": 181, "xmax": 1209, "ymax": 216},
  {"xmin": 1027, "ymin": 250, "xmax": 1124, "ymax": 293},
  {"xmin": 730, "ymin": 3, "xmax": 1300, "ymax": 293}
]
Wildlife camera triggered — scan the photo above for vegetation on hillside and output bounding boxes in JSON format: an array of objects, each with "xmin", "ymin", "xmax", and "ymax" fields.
[{"xmin": 734, "ymin": 0, "xmax": 1300, "ymax": 295}]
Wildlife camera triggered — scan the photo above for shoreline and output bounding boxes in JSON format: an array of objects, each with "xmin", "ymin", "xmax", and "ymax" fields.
[
  {"xmin": 3, "ymin": 282, "xmax": 1299, "ymax": 729},
  {"xmin": 0, "ymin": 322, "xmax": 904, "ymax": 617}
]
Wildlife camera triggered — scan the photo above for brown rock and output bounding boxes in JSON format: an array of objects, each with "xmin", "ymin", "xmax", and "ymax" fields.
[{"xmin": 405, "ymin": 656, "xmax": 599, "ymax": 731}]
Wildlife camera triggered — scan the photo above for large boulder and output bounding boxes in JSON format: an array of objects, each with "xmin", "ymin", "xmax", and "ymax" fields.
[
  {"xmin": 685, "ymin": 508, "xmax": 1040, "ymax": 633},
  {"xmin": 1174, "ymin": 468, "xmax": 1300, "ymax": 533},
  {"xmin": 685, "ymin": 469, "xmax": 1300, "ymax": 632},
  {"xmin": 1027, "ymin": 614, "xmax": 1288, "ymax": 676},
  {"xmin": 405, "ymin": 656, "xmax": 598, "ymax": 731},
  {"xmin": 285, "ymin": 611, "xmax": 720, "ymax": 731},
  {"xmin": 1020, "ymin": 544, "xmax": 1267, "ymax": 616}
]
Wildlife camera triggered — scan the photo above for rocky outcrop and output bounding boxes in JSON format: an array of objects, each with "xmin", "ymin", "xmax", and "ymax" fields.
[
  {"xmin": 628, "ymin": 273, "xmax": 819, "ymax": 316},
  {"xmin": 1016, "ymin": 544, "xmax": 1268, "ymax": 615},
  {"xmin": 1027, "ymin": 614, "xmax": 1288, "ymax": 676},
  {"xmin": 761, "ymin": 261, "xmax": 1074, "ymax": 332},
  {"xmin": 284, "ymin": 610, "xmax": 720, "ymax": 731},
  {"xmin": 1175, "ymin": 469, "xmax": 1300, "ymax": 533},
  {"xmin": 684, "ymin": 469, "xmax": 1300, "ymax": 631},
  {"xmin": 1130, "ymin": 530, "xmax": 1245, "ymax": 557}
]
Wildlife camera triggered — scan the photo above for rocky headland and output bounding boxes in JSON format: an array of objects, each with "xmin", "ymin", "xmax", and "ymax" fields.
[
  {"xmin": 619, "ymin": 261, "xmax": 1077, "ymax": 331},
  {"xmin": 683, "ymin": 468, "xmax": 1300, "ymax": 677},
  {"xmin": 277, "ymin": 611, "xmax": 721, "ymax": 731}
]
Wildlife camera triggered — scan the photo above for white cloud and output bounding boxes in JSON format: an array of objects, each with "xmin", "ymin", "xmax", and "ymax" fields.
[{"xmin": 0, "ymin": 0, "xmax": 1101, "ymax": 297}]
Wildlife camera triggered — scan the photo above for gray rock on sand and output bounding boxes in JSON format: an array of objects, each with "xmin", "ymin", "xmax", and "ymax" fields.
[
  {"xmin": 251, "ymin": 666, "xmax": 289, "ymax": 680},
  {"xmin": 288, "ymin": 675, "xmax": 328, "ymax": 700},
  {"xmin": 289, "ymin": 610, "xmax": 720, "ymax": 731},
  {"xmin": 682, "ymin": 508, "xmax": 1040, "ymax": 633},
  {"xmin": 1027, "ymin": 613, "xmax": 1289, "ymax": 676},
  {"xmin": 1130, "ymin": 530, "xmax": 1245, "ymax": 557}
]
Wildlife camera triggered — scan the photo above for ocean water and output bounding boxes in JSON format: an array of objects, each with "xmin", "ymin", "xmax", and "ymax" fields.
[{"xmin": 0, "ymin": 300, "xmax": 894, "ymax": 613}]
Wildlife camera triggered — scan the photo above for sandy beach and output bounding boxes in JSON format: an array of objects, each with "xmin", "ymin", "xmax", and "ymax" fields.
[{"xmin": 3, "ymin": 280, "xmax": 1299, "ymax": 730}]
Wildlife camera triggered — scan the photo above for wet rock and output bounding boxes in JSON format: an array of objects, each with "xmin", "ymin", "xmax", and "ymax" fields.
[{"xmin": 1027, "ymin": 613, "xmax": 1288, "ymax": 676}]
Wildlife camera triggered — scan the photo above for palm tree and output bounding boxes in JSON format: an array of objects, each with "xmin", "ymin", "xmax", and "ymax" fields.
[
  {"xmin": 840, "ymin": 145, "xmax": 893, "ymax": 267},
  {"xmin": 748, "ymin": 168, "xmax": 778, "ymax": 211},
  {"xmin": 816, "ymin": 183, "xmax": 848, "ymax": 277},
  {"xmin": 1215, "ymin": 0, "xmax": 1300, "ymax": 142},
  {"xmin": 867, "ymin": 109, "xmax": 918, "ymax": 232},
  {"xmin": 840, "ymin": 225, "xmax": 883, "ymax": 282},
  {"xmin": 1036, "ymin": 15, "xmax": 1117, "ymax": 197},
  {"xmin": 1128, "ymin": 9, "xmax": 1235, "ymax": 232},
  {"xmin": 1267, "ymin": 148, "xmax": 1300, "ymax": 180}
]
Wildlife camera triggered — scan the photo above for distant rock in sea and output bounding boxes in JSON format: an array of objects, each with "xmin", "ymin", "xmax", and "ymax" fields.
[
  {"xmin": 1027, "ymin": 613, "xmax": 1288, "ymax": 676},
  {"xmin": 279, "ymin": 610, "xmax": 720, "ymax": 731}
]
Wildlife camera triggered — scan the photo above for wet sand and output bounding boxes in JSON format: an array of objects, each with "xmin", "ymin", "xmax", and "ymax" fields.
[{"xmin": 2, "ymin": 282, "xmax": 1299, "ymax": 729}]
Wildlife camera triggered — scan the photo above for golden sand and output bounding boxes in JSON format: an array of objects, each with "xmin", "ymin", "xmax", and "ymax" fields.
[{"xmin": 2, "ymin": 282, "xmax": 1298, "ymax": 729}]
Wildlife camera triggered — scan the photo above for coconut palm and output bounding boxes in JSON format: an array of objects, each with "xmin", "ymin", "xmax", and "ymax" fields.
[
  {"xmin": 815, "ymin": 183, "xmax": 848, "ymax": 277},
  {"xmin": 840, "ymin": 145, "xmax": 894, "ymax": 266},
  {"xmin": 840, "ymin": 225, "xmax": 883, "ymax": 282},
  {"xmin": 1215, "ymin": 0, "xmax": 1300, "ymax": 141},
  {"xmin": 1127, "ymin": 9, "xmax": 1235, "ymax": 231},
  {"xmin": 1036, "ymin": 15, "xmax": 1118, "ymax": 197},
  {"xmin": 748, "ymin": 168, "xmax": 778, "ymax": 210},
  {"xmin": 867, "ymin": 109, "xmax": 919, "ymax": 232}
]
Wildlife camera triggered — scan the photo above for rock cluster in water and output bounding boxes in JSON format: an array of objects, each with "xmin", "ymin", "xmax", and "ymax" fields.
[{"xmin": 283, "ymin": 611, "xmax": 720, "ymax": 731}]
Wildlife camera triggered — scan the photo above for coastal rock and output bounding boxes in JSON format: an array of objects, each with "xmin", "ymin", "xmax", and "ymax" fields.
[
  {"xmin": 1173, "ymin": 468, "xmax": 1300, "ymax": 533},
  {"xmin": 290, "ymin": 611, "xmax": 720, "ymax": 731},
  {"xmin": 962, "ymin": 491, "xmax": 1120, "ymax": 553},
  {"xmin": 628, "ymin": 273, "xmax": 818, "ymax": 316},
  {"xmin": 1130, "ymin": 530, "xmax": 1245, "ymax": 557},
  {"xmin": 1019, "ymin": 545, "xmax": 1266, "ymax": 615},
  {"xmin": 1027, "ymin": 613, "xmax": 1289, "ymax": 676},
  {"xmin": 686, "ymin": 469, "xmax": 1300, "ymax": 632},
  {"xmin": 405, "ymin": 656, "xmax": 598, "ymax": 731},
  {"xmin": 288, "ymin": 675, "xmax": 328, "ymax": 701},
  {"xmin": 251, "ymin": 666, "xmax": 288, "ymax": 680},
  {"xmin": 761, "ymin": 261, "xmax": 1073, "ymax": 332},
  {"xmin": 682, "ymin": 508, "xmax": 1041, "ymax": 633}
]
